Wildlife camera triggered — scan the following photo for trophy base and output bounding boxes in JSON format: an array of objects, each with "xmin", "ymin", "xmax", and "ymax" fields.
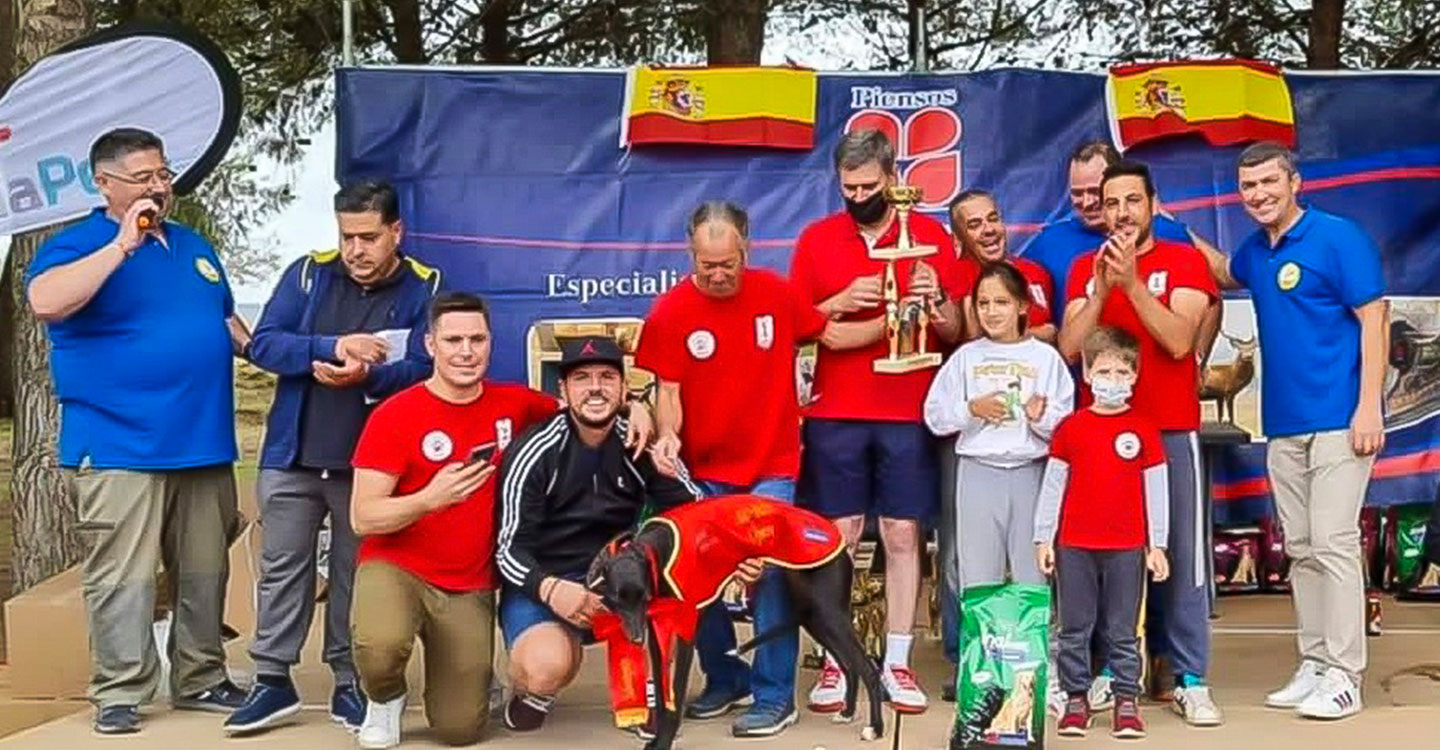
[{"xmin": 873, "ymin": 353, "xmax": 943, "ymax": 374}]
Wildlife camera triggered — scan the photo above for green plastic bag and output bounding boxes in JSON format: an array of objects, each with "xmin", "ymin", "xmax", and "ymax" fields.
[{"xmin": 950, "ymin": 583, "xmax": 1050, "ymax": 750}]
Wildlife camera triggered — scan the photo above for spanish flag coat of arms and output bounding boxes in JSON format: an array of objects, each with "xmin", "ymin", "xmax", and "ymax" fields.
[
  {"xmin": 621, "ymin": 66, "xmax": 817, "ymax": 149},
  {"xmin": 1106, "ymin": 60, "xmax": 1296, "ymax": 151}
]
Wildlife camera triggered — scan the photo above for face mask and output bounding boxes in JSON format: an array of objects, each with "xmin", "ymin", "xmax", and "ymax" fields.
[
  {"xmin": 845, "ymin": 191, "xmax": 888, "ymax": 225},
  {"xmin": 1090, "ymin": 378, "xmax": 1132, "ymax": 408}
]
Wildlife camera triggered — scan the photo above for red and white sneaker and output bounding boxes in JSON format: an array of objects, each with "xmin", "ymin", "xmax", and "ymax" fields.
[
  {"xmin": 1056, "ymin": 695, "xmax": 1091, "ymax": 737},
  {"xmin": 881, "ymin": 664, "xmax": 928, "ymax": 714},
  {"xmin": 806, "ymin": 661, "xmax": 846, "ymax": 713},
  {"xmin": 1111, "ymin": 696, "xmax": 1147, "ymax": 739}
]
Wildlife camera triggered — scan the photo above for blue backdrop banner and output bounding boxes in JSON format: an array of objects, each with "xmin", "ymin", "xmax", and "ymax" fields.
[{"xmin": 335, "ymin": 67, "xmax": 1440, "ymax": 519}]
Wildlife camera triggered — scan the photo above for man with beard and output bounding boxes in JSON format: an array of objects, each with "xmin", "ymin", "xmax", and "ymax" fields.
[
  {"xmin": 346, "ymin": 292, "xmax": 563, "ymax": 749},
  {"xmin": 790, "ymin": 128, "xmax": 964, "ymax": 714},
  {"xmin": 497, "ymin": 336, "xmax": 701, "ymax": 734},
  {"xmin": 26, "ymin": 128, "xmax": 251, "ymax": 734},
  {"xmin": 1057, "ymin": 160, "xmax": 1223, "ymax": 728},
  {"xmin": 1195, "ymin": 142, "xmax": 1386, "ymax": 720},
  {"xmin": 949, "ymin": 189, "xmax": 1056, "ymax": 342}
]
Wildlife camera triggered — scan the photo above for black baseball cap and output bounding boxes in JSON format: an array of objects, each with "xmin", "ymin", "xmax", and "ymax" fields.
[{"xmin": 558, "ymin": 335, "xmax": 626, "ymax": 377}]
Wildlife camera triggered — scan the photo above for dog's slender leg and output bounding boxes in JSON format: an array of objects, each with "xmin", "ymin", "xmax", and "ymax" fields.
[
  {"xmin": 800, "ymin": 559, "xmax": 886, "ymax": 741},
  {"xmin": 670, "ymin": 639, "xmax": 695, "ymax": 737},
  {"xmin": 645, "ymin": 620, "xmax": 675, "ymax": 750}
]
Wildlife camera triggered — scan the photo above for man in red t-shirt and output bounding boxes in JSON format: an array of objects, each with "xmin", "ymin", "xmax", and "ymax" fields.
[
  {"xmin": 948, "ymin": 189, "xmax": 1056, "ymax": 342},
  {"xmin": 789, "ymin": 129, "xmax": 964, "ymax": 714},
  {"xmin": 636, "ymin": 200, "xmax": 871, "ymax": 735},
  {"xmin": 1033, "ymin": 326, "xmax": 1170, "ymax": 738},
  {"xmin": 346, "ymin": 292, "xmax": 559, "ymax": 748},
  {"xmin": 1055, "ymin": 160, "xmax": 1223, "ymax": 726}
]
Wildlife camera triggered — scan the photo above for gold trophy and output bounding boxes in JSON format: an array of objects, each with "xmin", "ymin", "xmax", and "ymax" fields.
[{"xmin": 872, "ymin": 184, "xmax": 943, "ymax": 374}]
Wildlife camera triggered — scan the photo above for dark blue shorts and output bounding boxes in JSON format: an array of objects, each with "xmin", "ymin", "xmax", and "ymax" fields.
[
  {"xmin": 799, "ymin": 419, "xmax": 939, "ymax": 523},
  {"xmin": 499, "ymin": 583, "xmax": 596, "ymax": 648}
]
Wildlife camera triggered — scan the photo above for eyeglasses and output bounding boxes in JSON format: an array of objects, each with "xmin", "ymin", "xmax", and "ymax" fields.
[{"xmin": 101, "ymin": 167, "xmax": 176, "ymax": 186}]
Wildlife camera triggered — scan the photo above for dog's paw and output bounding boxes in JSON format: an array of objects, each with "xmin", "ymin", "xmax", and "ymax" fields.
[
  {"xmin": 860, "ymin": 726, "xmax": 879, "ymax": 741},
  {"xmin": 831, "ymin": 711, "xmax": 854, "ymax": 724}
]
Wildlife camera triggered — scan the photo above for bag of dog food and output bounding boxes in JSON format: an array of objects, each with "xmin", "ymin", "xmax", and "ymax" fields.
[
  {"xmin": 1385, "ymin": 503, "xmax": 1440, "ymax": 600},
  {"xmin": 1213, "ymin": 527, "xmax": 1263, "ymax": 594},
  {"xmin": 950, "ymin": 583, "xmax": 1050, "ymax": 750}
]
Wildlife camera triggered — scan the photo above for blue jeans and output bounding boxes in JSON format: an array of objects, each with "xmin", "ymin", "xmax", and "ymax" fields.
[{"xmin": 694, "ymin": 478, "xmax": 797, "ymax": 709}]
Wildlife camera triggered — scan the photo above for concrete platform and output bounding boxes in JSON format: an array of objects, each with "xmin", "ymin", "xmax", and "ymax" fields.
[{"xmin": 0, "ymin": 595, "xmax": 1437, "ymax": 749}]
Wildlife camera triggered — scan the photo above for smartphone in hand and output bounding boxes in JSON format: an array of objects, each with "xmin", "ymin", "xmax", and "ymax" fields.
[{"xmin": 465, "ymin": 441, "xmax": 497, "ymax": 467}]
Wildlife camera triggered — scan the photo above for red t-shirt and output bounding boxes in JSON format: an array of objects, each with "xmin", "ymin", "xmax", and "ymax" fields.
[
  {"xmin": 636, "ymin": 269, "xmax": 826, "ymax": 486},
  {"xmin": 790, "ymin": 210, "xmax": 963, "ymax": 422},
  {"xmin": 956, "ymin": 255, "xmax": 1055, "ymax": 328},
  {"xmin": 351, "ymin": 382, "xmax": 558, "ymax": 592},
  {"xmin": 1065, "ymin": 240, "xmax": 1217, "ymax": 431},
  {"xmin": 1050, "ymin": 408, "xmax": 1165, "ymax": 549}
]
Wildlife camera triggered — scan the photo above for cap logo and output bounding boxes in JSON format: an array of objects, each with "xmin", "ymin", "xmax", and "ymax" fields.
[{"xmin": 581, "ymin": 340, "xmax": 597, "ymax": 356}]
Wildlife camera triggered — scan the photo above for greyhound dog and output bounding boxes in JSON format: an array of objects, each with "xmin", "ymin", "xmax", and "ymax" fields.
[{"xmin": 587, "ymin": 498, "xmax": 887, "ymax": 750}]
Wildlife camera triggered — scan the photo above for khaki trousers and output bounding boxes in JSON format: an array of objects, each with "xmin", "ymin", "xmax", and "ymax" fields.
[
  {"xmin": 70, "ymin": 466, "xmax": 239, "ymax": 707},
  {"xmin": 1266, "ymin": 430, "xmax": 1373, "ymax": 677},
  {"xmin": 352, "ymin": 561, "xmax": 495, "ymax": 746}
]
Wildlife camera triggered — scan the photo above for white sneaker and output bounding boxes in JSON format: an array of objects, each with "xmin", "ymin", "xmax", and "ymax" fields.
[
  {"xmin": 881, "ymin": 664, "xmax": 928, "ymax": 714},
  {"xmin": 1088, "ymin": 674, "xmax": 1115, "ymax": 711},
  {"xmin": 1266, "ymin": 660, "xmax": 1326, "ymax": 709},
  {"xmin": 807, "ymin": 660, "xmax": 847, "ymax": 713},
  {"xmin": 1296, "ymin": 668, "xmax": 1362, "ymax": 720},
  {"xmin": 357, "ymin": 696, "xmax": 404, "ymax": 749},
  {"xmin": 1172, "ymin": 685, "xmax": 1224, "ymax": 726},
  {"xmin": 1046, "ymin": 673, "xmax": 1066, "ymax": 717}
]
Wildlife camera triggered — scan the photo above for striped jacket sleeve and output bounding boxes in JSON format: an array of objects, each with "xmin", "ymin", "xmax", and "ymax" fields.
[{"xmin": 496, "ymin": 415, "xmax": 566, "ymax": 598}]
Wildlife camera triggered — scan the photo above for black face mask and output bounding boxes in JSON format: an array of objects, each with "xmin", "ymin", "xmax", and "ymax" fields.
[{"xmin": 844, "ymin": 191, "xmax": 888, "ymax": 225}]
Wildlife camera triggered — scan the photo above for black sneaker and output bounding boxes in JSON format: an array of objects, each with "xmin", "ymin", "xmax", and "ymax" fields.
[
  {"xmin": 93, "ymin": 705, "xmax": 140, "ymax": 735},
  {"xmin": 504, "ymin": 693, "xmax": 554, "ymax": 732},
  {"xmin": 224, "ymin": 680, "xmax": 301, "ymax": 734},
  {"xmin": 685, "ymin": 682, "xmax": 752, "ymax": 720},
  {"xmin": 175, "ymin": 678, "xmax": 247, "ymax": 713}
]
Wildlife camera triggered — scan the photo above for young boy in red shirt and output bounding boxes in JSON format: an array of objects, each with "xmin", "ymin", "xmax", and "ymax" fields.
[{"xmin": 1033, "ymin": 327, "xmax": 1170, "ymax": 739}]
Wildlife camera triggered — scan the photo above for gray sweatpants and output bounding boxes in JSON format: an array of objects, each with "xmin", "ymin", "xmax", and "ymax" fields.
[
  {"xmin": 954, "ymin": 456, "xmax": 1045, "ymax": 587},
  {"xmin": 1055, "ymin": 546, "xmax": 1145, "ymax": 697},
  {"xmin": 249, "ymin": 469, "xmax": 359, "ymax": 684}
]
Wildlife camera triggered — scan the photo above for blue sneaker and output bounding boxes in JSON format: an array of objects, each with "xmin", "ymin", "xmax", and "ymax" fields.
[
  {"xmin": 223, "ymin": 680, "xmax": 301, "ymax": 734},
  {"xmin": 330, "ymin": 683, "xmax": 366, "ymax": 731},
  {"xmin": 731, "ymin": 701, "xmax": 798, "ymax": 737},
  {"xmin": 684, "ymin": 682, "xmax": 752, "ymax": 720},
  {"xmin": 93, "ymin": 705, "xmax": 140, "ymax": 735}
]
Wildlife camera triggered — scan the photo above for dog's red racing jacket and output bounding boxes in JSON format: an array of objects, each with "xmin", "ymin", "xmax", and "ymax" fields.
[{"xmin": 644, "ymin": 493, "xmax": 846, "ymax": 608}]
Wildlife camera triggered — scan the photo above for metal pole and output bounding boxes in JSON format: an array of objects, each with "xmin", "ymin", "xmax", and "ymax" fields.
[
  {"xmin": 342, "ymin": 0, "xmax": 355, "ymax": 66},
  {"xmin": 912, "ymin": 0, "xmax": 929, "ymax": 72}
]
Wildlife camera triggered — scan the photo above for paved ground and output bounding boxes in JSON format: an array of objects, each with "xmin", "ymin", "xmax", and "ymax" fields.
[{"xmin": 1, "ymin": 596, "xmax": 1437, "ymax": 749}]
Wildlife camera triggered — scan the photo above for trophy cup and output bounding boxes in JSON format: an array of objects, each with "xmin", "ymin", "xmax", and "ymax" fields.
[{"xmin": 871, "ymin": 184, "xmax": 943, "ymax": 374}]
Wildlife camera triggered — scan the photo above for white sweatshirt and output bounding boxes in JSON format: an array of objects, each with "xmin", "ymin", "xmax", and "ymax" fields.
[{"xmin": 924, "ymin": 337, "xmax": 1075, "ymax": 467}]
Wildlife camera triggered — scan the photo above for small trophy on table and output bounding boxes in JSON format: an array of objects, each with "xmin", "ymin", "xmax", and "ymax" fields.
[{"xmin": 871, "ymin": 184, "xmax": 943, "ymax": 374}]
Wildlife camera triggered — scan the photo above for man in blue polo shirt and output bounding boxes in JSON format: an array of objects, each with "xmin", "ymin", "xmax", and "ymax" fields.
[
  {"xmin": 26, "ymin": 128, "xmax": 249, "ymax": 734},
  {"xmin": 223, "ymin": 179, "xmax": 441, "ymax": 736},
  {"xmin": 1196, "ymin": 141, "xmax": 1386, "ymax": 721}
]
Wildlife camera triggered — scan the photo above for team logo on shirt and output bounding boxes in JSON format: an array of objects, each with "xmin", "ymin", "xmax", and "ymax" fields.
[
  {"xmin": 1146, "ymin": 270, "xmax": 1169, "ymax": 296},
  {"xmin": 686, "ymin": 329, "xmax": 717, "ymax": 360},
  {"xmin": 1028, "ymin": 283, "xmax": 1048, "ymax": 310},
  {"xmin": 421, "ymin": 430, "xmax": 454, "ymax": 461},
  {"xmin": 754, "ymin": 315, "xmax": 775, "ymax": 350},
  {"xmin": 495, "ymin": 418, "xmax": 514, "ymax": 450},
  {"xmin": 1277, "ymin": 262, "xmax": 1302, "ymax": 291},
  {"xmin": 194, "ymin": 257, "xmax": 221, "ymax": 284},
  {"xmin": 1114, "ymin": 432, "xmax": 1141, "ymax": 460}
]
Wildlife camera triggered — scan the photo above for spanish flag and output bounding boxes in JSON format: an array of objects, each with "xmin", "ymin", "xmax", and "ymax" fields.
[
  {"xmin": 622, "ymin": 66, "xmax": 817, "ymax": 150},
  {"xmin": 1107, "ymin": 60, "xmax": 1295, "ymax": 151}
]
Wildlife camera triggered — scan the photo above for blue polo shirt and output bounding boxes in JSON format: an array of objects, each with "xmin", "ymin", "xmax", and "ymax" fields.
[
  {"xmin": 25, "ymin": 208, "xmax": 238, "ymax": 469},
  {"xmin": 1231, "ymin": 208, "xmax": 1385, "ymax": 438},
  {"xmin": 1020, "ymin": 214, "xmax": 1191, "ymax": 315}
]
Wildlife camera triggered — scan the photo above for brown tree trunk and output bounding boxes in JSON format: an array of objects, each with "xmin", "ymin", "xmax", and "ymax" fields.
[
  {"xmin": 1308, "ymin": 0, "xmax": 1344, "ymax": 68},
  {"xmin": 479, "ymin": 0, "xmax": 513, "ymax": 63},
  {"xmin": 9, "ymin": 0, "xmax": 94, "ymax": 592},
  {"xmin": 384, "ymin": 0, "xmax": 426, "ymax": 63},
  {"xmin": 704, "ymin": 0, "xmax": 768, "ymax": 65}
]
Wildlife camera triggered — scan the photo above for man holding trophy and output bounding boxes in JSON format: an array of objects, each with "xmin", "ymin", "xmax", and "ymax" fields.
[{"xmin": 789, "ymin": 129, "xmax": 963, "ymax": 714}]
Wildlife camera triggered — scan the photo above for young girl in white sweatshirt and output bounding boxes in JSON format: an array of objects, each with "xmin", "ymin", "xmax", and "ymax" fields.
[{"xmin": 924, "ymin": 261, "xmax": 1074, "ymax": 587}]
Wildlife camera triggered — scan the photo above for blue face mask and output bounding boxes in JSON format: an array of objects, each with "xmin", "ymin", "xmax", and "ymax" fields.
[{"xmin": 1090, "ymin": 377, "xmax": 1133, "ymax": 408}]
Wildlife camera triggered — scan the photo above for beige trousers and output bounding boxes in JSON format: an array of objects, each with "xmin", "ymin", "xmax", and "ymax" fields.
[
  {"xmin": 70, "ymin": 466, "xmax": 239, "ymax": 707},
  {"xmin": 1266, "ymin": 430, "xmax": 1373, "ymax": 677},
  {"xmin": 351, "ymin": 561, "xmax": 495, "ymax": 746}
]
